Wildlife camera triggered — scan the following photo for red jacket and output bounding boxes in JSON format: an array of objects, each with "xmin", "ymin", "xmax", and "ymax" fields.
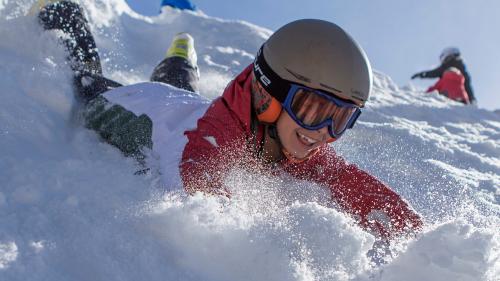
[
  {"xmin": 180, "ymin": 65, "xmax": 423, "ymax": 239},
  {"xmin": 427, "ymin": 70, "xmax": 469, "ymax": 104}
]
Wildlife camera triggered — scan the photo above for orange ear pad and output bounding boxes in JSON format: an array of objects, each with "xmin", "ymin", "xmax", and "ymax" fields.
[{"xmin": 257, "ymin": 97, "xmax": 282, "ymax": 123}]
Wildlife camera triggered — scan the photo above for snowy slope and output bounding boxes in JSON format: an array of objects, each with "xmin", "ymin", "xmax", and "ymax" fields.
[{"xmin": 0, "ymin": 0, "xmax": 498, "ymax": 280}]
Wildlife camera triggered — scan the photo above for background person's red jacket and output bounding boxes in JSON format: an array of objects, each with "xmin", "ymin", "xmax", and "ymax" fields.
[
  {"xmin": 180, "ymin": 65, "xmax": 423, "ymax": 240},
  {"xmin": 426, "ymin": 68, "xmax": 469, "ymax": 104}
]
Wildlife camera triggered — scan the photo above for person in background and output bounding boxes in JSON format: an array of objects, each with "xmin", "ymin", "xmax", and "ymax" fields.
[
  {"xmin": 412, "ymin": 47, "xmax": 476, "ymax": 104},
  {"xmin": 161, "ymin": 0, "xmax": 196, "ymax": 11},
  {"xmin": 426, "ymin": 67, "xmax": 469, "ymax": 104}
]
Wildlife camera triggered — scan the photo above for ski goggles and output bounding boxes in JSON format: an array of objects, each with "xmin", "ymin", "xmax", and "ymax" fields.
[{"xmin": 282, "ymin": 84, "xmax": 362, "ymax": 139}]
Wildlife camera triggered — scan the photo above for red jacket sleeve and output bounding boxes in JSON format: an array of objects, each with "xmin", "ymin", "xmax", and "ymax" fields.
[
  {"xmin": 180, "ymin": 97, "xmax": 249, "ymax": 196},
  {"xmin": 426, "ymin": 78, "xmax": 443, "ymax": 93},
  {"xmin": 180, "ymin": 65, "xmax": 257, "ymax": 196},
  {"xmin": 285, "ymin": 146, "xmax": 423, "ymax": 240}
]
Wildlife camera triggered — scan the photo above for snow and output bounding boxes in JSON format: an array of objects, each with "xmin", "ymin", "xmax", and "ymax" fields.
[
  {"xmin": 203, "ymin": 136, "xmax": 218, "ymax": 147},
  {"xmin": 0, "ymin": 0, "xmax": 498, "ymax": 280},
  {"xmin": 0, "ymin": 242, "xmax": 18, "ymax": 269}
]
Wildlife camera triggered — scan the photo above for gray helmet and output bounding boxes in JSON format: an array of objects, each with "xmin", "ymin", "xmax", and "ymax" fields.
[{"xmin": 254, "ymin": 19, "xmax": 372, "ymax": 106}]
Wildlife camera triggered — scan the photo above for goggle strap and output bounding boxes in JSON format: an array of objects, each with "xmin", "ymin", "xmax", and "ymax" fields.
[
  {"xmin": 253, "ymin": 46, "xmax": 290, "ymax": 103},
  {"xmin": 348, "ymin": 110, "xmax": 361, "ymax": 129}
]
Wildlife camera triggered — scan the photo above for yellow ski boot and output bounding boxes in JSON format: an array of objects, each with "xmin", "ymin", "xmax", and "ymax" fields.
[{"xmin": 166, "ymin": 32, "xmax": 198, "ymax": 68}]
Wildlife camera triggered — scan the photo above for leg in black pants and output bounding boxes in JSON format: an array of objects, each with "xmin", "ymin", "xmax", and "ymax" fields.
[
  {"xmin": 39, "ymin": 1, "xmax": 199, "ymax": 101},
  {"xmin": 38, "ymin": 1, "xmax": 102, "ymax": 76},
  {"xmin": 151, "ymin": 56, "xmax": 199, "ymax": 92},
  {"xmin": 39, "ymin": 1, "xmax": 122, "ymax": 104},
  {"xmin": 38, "ymin": 1, "xmax": 199, "ymax": 159}
]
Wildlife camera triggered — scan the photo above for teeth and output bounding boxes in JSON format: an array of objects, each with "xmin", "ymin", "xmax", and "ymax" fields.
[{"xmin": 298, "ymin": 132, "xmax": 318, "ymax": 144}]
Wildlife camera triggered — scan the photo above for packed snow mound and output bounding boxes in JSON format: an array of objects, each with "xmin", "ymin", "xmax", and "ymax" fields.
[{"xmin": 0, "ymin": 1, "xmax": 498, "ymax": 280}]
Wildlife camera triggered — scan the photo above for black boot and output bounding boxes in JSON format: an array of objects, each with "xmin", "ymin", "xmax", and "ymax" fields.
[
  {"xmin": 150, "ymin": 57, "xmax": 199, "ymax": 92},
  {"xmin": 38, "ymin": 1, "xmax": 102, "ymax": 75},
  {"xmin": 73, "ymin": 73, "xmax": 123, "ymax": 104}
]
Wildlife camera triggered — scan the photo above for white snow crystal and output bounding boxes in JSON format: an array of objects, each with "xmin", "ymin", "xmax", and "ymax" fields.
[
  {"xmin": 0, "ymin": 242, "xmax": 18, "ymax": 269},
  {"xmin": 203, "ymin": 135, "xmax": 219, "ymax": 147}
]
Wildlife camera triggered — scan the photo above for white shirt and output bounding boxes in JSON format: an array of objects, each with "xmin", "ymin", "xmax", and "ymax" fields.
[{"xmin": 103, "ymin": 82, "xmax": 211, "ymax": 188}]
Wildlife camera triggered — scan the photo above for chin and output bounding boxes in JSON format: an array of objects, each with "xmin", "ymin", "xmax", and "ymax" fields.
[{"xmin": 289, "ymin": 146, "xmax": 313, "ymax": 159}]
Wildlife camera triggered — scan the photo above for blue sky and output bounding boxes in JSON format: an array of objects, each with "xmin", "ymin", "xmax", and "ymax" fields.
[{"xmin": 126, "ymin": 0, "xmax": 500, "ymax": 110}]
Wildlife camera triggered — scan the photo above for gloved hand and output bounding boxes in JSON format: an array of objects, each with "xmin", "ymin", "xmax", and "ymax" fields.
[{"xmin": 411, "ymin": 72, "xmax": 424, "ymax": 79}]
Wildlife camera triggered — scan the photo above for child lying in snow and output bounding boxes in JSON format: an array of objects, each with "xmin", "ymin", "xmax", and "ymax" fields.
[{"xmin": 38, "ymin": 1, "xmax": 423, "ymax": 242}]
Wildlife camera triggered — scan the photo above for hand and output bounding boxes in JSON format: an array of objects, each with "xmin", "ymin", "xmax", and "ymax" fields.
[{"xmin": 411, "ymin": 72, "xmax": 423, "ymax": 79}]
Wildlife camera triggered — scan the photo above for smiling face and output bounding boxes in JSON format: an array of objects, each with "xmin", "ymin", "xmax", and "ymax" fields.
[
  {"xmin": 250, "ymin": 73, "xmax": 334, "ymax": 161},
  {"xmin": 275, "ymin": 110, "xmax": 332, "ymax": 160}
]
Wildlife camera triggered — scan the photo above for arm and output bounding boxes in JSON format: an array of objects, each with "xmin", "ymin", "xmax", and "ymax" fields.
[
  {"xmin": 426, "ymin": 78, "xmax": 443, "ymax": 93},
  {"xmin": 332, "ymin": 160, "xmax": 423, "ymax": 240},
  {"xmin": 426, "ymin": 86, "xmax": 437, "ymax": 93},
  {"xmin": 180, "ymin": 64, "xmax": 255, "ymax": 196},
  {"xmin": 180, "ymin": 98, "xmax": 248, "ymax": 196},
  {"xmin": 290, "ymin": 147, "xmax": 423, "ymax": 240},
  {"xmin": 419, "ymin": 65, "xmax": 446, "ymax": 78},
  {"xmin": 412, "ymin": 62, "xmax": 449, "ymax": 79}
]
